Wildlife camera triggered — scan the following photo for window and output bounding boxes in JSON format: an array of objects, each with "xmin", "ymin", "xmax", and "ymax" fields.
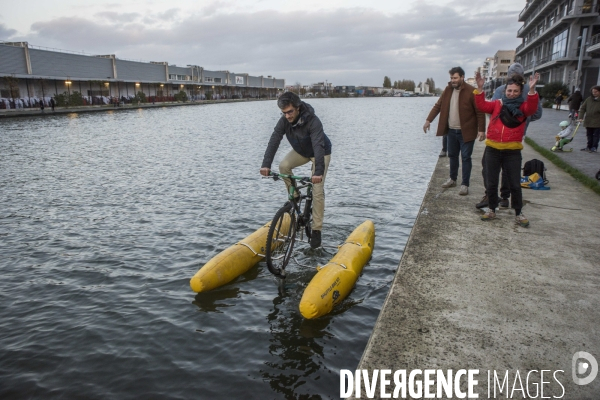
[
  {"xmin": 501, "ymin": 59, "xmax": 512, "ymax": 64},
  {"xmin": 214, "ymin": 78, "xmax": 222, "ymax": 83},
  {"xmin": 1, "ymin": 88, "xmax": 20, "ymax": 98},
  {"xmin": 87, "ymin": 89, "xmax": 109, "ymax": 97},
  {"xmin": 552, "ymin": 29, "xmax": 568, "ymax": 59},
  {"xmin": 205, "ymin": 77, "xmax": 214, "ymax": 82},
  {"xmin": 169, "ymin": 74, "xmax": 191, "ymax": 81}
]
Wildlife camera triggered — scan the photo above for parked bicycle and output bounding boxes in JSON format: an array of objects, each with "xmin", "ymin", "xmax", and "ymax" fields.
[{"xmin": 264, "ymin": 171, "xmax": 313, "ymax": 279}]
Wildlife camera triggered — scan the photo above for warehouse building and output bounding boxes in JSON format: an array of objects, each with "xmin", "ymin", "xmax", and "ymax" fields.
[{"xmin": 0, "ymin": 41, "xmax": 285, "ymax": 108}]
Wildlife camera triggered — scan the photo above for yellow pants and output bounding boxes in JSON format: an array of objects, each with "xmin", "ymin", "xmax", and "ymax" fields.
[{"xmin": 279, "ymin": 150, "xmax": 330, "ymax": 231}]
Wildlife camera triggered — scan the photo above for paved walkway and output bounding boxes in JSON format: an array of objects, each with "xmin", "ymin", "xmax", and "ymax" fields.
[
  {"xmin": 525, "ymin": 107, "xmax": 600, "ymax": 180},
  {"xmin": 355, "ymin": 136, "xmax": 600, "ymax": 398}
]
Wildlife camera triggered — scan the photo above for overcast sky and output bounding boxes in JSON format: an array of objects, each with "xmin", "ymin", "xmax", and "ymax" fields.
[{"xmin": 0, "ymin": 0, "xmax": 527, "ymax": 87}]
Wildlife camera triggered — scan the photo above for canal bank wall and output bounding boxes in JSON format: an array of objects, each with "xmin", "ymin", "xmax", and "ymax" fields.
[
  {"xmin": 354, "ymin": 133, "xmax": 600, "ymax": 398},
  {"xmin": 0, "ymin": 98, "xmax": 272, "ymax": 119}
]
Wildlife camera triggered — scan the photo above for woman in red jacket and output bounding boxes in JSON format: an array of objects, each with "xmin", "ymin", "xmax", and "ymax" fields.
[{"xmin": 474, "ymin": 71, "xmax": 540, "ymax": 227}]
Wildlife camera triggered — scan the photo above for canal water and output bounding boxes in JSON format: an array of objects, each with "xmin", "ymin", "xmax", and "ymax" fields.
[{"xmin": 0, "ymin": 97, "xmax": 439, "ymax": 399}]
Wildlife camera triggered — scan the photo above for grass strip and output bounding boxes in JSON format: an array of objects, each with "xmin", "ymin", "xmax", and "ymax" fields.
[{"xmin": 525, "ymin": 136, "xmax": 600, "ymax": 196}]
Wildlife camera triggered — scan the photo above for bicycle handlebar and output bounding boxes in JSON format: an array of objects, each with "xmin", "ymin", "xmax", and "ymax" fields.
[{"xmin": 266, "ymin": 171, "xmax": 312, "ymax": 184}]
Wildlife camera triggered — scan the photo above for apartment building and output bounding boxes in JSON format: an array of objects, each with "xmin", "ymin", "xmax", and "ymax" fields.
[
  {"xmin": 491, "ymin": 50, "xmax": 516, "ymax": 79},
  {"xmin": 480, "ymin": 51, "xmax": 515, "ymax": 97},
  {"xmin": 515, "ymin": 0, "xmax": 600, "ymax": 94},
  {"xmin": 478, "ymin": 57, "xmax": 494, "ymax": 82}
]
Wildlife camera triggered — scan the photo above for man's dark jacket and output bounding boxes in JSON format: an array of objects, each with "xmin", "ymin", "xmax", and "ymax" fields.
[
  {"xmin": 568, "ymin": 91, "xmax": 583, "ymax": 111},
  {"xmin": 262, "ymin": 102, "xmax": 332, "ymax": 176}
]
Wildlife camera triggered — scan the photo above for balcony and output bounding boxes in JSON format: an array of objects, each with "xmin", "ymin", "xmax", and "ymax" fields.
[
  {"xmin": 518, "ymin": 4, "xmax": 593, "ymax": 38},
  {"xmin": 587, "ymin": 32, "xmax": 600, "ymax": 53},
  {"xmin": 516, "ymin": 6, "xmax": 598, "ymax": 55},
  {"xmin": 519, "ymin": 0, "xmax": 553, "ymax": 22},
  {"xmin": 521, "ymin": 48, "xmax": 591, "ymax": 73},
  {"xmin": 519, "ymin": 0, "xmax": 545, "ymax": 21}
]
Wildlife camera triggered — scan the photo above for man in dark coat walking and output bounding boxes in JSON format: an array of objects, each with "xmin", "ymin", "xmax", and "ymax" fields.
[{"xmin": 568, "ymin": 89, "xmax": 583, "ymax": 119}]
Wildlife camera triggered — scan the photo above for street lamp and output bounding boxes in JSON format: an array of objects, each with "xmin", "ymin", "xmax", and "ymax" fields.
[
  {"xmin": 575, "ymin": 28, "xmax": 588, "ymax": 91},
  {"xmin": 65, "ymin": 80, "xmax": 71, "ymax": 106}
]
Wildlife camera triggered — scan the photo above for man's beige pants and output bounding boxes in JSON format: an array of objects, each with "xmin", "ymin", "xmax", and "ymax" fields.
[{"xmin": 279, "ymin": 150, "xmax": 330, "ymax": 231}]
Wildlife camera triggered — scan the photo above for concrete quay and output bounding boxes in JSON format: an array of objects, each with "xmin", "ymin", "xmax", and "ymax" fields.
[
  {"xmin": 0, "ymin": 98, "xmax": 269, "ymax": 119},
  {"xmin": 355, "ymin": 131, "xmax": 600, "ymax": 398}
]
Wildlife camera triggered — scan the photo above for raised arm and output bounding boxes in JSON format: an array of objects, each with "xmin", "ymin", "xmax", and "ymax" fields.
[
  {"xmin": 528, "ymin": 73, "xmax": 540, "ymax": 95},
  {"xmin": 475, "ymin": 71, "xmax": 485, "ymax": 92}
]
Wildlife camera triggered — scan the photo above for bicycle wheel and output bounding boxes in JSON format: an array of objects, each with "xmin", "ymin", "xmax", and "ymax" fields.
[{"xmin": 265, "ymin": 202, "xmax": 296, "ymax": 277}]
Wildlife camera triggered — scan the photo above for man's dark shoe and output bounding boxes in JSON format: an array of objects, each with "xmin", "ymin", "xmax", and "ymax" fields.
[
  {"xmin": 310, "ymin": 230, "xmax": 321, "ymax": 249},
  {"xmin": 475, "ymin": 195, "xmax": 488, "ymax": 209},
  {"xmin": 499, "ymin": 198, "xmax": 509, "ymax": 208}
]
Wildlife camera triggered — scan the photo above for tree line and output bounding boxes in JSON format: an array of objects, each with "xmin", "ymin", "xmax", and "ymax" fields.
[{"xmin": 382, "ymin": 76, "xmax": 436, "ymax": 93}]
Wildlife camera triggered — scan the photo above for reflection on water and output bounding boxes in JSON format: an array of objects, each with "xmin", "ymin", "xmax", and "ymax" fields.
[
  {"xmin": 0, "ymin": 98, "xmax": 440, "ymax": 399},
  {"xmin": 263, "ymin": 293, "xmax": 327, "ymax": 399},
  {"xmin": 192, "ymin": 264, "xmax": 259, "ymax": 313}
]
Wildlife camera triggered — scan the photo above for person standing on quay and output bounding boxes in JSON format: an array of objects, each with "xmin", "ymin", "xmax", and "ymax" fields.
[
  {"xmin": 475, "ymin": 62, "xmax": 542, "ymax": 210},
  {"xmin": 475, "ymin": 71, "xmax": 540, "ymax": 227},
  {"xmin": 555, "ymin": 92, "xmax": 563, "ymax": 110},
  {"xmin": 578, "ymin": 86, "xmax": 600, "ymax": 152},
  {"xmin": 260, "ymin": 91, "xmax": 332, "ymax": 249},
  {"xmin": 423, "ymin": 66, "xmax": 485, "ymax": 195},
  {"xmin": 50, "ymin": 97, "xmax": 55, "ymax": 112}
]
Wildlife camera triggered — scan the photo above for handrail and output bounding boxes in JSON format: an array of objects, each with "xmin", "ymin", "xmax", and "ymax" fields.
[
  {"xmin": 521, "ymin": 48, "xmax": 589, "ymax": 71},
  {"xmin": 589, "ymin": 32, "xmax": 600, "ymax": 47},
  {"xmin": 0, "ymin": 41, "xmax": 157, "ymax": 64},
  {"xmin": 518, "ymin": 4, "xmax": 592, "ymax": 37}
]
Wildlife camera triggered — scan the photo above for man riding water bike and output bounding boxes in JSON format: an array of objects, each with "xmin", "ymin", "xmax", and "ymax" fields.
[{"xmin": 260, "ymin": 92, "xmax": 332, "ymax": 249}]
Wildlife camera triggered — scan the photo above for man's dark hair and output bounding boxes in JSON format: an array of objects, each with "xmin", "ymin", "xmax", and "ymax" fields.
[
  {"xmin": 277, "ymin": 91, "xmax": 302, "ymax": 109},
  {"xmin": 591, "ymin": 86, "xmax": 600, "ymax": 94},
  {"xmin": 506, "ymin": 74, "xmax": 525, "ymax": 90},
  {"xmin": 448, "ymin": 67, "xmax": 465, "ymax": 77}
]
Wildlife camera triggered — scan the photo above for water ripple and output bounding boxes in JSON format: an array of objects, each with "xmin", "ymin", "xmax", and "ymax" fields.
[{"xmin": 0, "ymin": 97, "xmax": 440, "ymax": 399}]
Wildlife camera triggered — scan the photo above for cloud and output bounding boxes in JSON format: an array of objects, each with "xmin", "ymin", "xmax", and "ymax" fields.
[
  {"xmin": 0, "ymin": 22, "xmax": 17, "ymax": 39},
  {"xmin": 94, "ymin": 12, "xmax": 142, "ymax": 24},
  {"xmin": 22, "ymin": 2, "xmax": 521, "ymax": 86}
]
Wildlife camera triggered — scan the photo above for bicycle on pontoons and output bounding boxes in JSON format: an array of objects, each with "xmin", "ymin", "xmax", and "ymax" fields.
[{"xmin": 263, "ymin": 171, "xmax": 313, "ymax": 279}]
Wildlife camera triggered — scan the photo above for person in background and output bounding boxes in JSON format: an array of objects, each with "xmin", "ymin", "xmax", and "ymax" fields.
[
  {"xmin": 567, "ymin": 88, "xmax": 583, "ymax": 120},
  {"xmin": 555, "ymin": 92, "xmax": 563, "ymax": 110},
  {"xmin": 578, "ymin": 86, "xmax": 600, "ymax": 153},
  {"xmin": 440, "ymin": 135, "xmax": 448, "ymax": 157},
  {"xmin": 474, "ymin": 71, "xmax": 540, "ymax": 227},
  {"xmin": 260, "ymin": 91, "xmax": 332, "ymax": 249},
  {"xmin": 50, "ymin": 97, "xmax": 55, "ymax": 112},
  {"xmin": 423, "ymin": 66, "xmax": 485, "ymax": 196}
]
